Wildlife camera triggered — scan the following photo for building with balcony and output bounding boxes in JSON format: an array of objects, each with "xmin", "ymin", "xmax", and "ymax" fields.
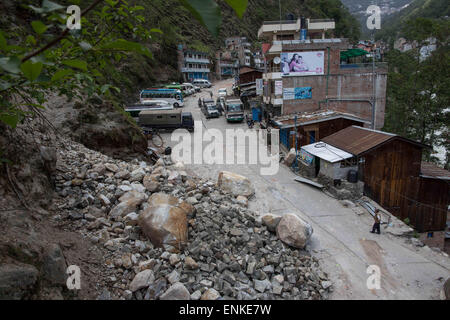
[
  {"xmin": 215, "ymin": 50, "xmax": 239, "ymax": 79},
  {"xmin": 225, "ymin": 36, "xmax": 253, "ymax": 67},
  {"xmin": 258, "ymin": 19, "xmax": 387, "ymax": 133},
  {"xmin": 258, "ymin": 18, "xmax": 335, "ymax": 41},
  {"xmin": 177, "ymin": 45, "xmax": 211, "ymax": 82}
]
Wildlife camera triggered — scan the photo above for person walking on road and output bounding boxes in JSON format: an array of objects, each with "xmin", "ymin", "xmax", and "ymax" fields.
[{"xmin": 371, "ymin": 209, "xmax": 381, "ymax": 234}]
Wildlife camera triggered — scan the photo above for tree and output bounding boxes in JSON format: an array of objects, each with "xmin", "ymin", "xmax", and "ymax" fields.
[{"xmin": 383, "ymin": 17, "xmax": 450, "ymax": 163}]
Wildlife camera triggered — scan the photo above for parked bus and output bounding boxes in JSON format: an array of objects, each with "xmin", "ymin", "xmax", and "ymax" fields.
[
  {"xmin": 125, "ymin": 100, "xmax": 173, "ymax": 118},
  {"xmin": 224, "ymin": 98, "xmax": 244, "ymax": 122},
  {"xmin": 140, "ymin": 88, "xmax": 184, "ymax": 108}
]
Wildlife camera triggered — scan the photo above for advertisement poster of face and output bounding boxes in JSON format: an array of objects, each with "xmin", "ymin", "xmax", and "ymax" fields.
[{"xmin": 280, "ymin": 51, "xmax": 324, "ymax": 76}]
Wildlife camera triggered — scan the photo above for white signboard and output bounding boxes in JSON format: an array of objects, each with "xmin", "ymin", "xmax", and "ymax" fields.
[
  {"xmin": 280, "ymin": 51, "xmax": 324, "ymax": 76},
  {"xmin": 256, "ymin": 79, "xmax": 263, "ymax": 95},
  {"xmin": 275, "ymin": 80, "xmax": 283, "ymax": 95}
]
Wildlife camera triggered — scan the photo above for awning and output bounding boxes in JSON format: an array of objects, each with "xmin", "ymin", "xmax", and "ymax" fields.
[
  {"xmin": 340, "ymin": 48, "xmax": 368, "ymax": 60},
  {"xmin": 301, "ymin": 142, "xmax": 353, "ymax": 163}
]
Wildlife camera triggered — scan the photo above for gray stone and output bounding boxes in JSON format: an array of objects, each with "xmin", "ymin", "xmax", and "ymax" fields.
[
  {"xmin": 42, "ymin": 244, "xmax": 67, "ymax": 285},
  {"xmin": 0, "ymin": 263, "xmax": 39, "ymax": 299},
  {"xmin": 129, "ymin": 269, "xmax": 155, "ymax": 292},
  {"xmin": 160, "ymin": 282, "xmax": 190, "ymax": 300}
]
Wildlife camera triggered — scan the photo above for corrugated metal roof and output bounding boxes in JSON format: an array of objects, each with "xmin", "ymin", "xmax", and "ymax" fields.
[
  {"xmin": 421, "ymin": 162, "xmax": 450, "ymax": 180},
  {"xmin": 301, "ymin": 142, "xmax": 353, "ymax": 163},
  {"xmin": 321, "ymin": 126, "xmax": 423, "ymax": 155},
  {"xmin": 272, "ymin": 110, "xmax": 368, "ymax": 128}
]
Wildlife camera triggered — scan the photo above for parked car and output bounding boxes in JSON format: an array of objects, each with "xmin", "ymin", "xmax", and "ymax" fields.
[
  {"xmin": 193, "ymin": 79, "xmax": 212, "ymax": 88},
  {"xmin": 218, "ymin": 88, "xmax": 227, "ymax": 97},
  {"xmin": 203, "ymin": 104, "xmax": 220, "ymax": 119},
  {"xmin": 201, "ymin": 99, "xmax": 220, "ymax": 118},
  {"xmin": 193, "ymin": 85, "xmax": 201, "ymax": 92},
  {"xmin": 182, "ymin": 83, "xmax": 196, "ymax": 95}
]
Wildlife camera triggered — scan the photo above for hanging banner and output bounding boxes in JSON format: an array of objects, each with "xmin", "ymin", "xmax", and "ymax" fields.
[
  {"xmin": 256, "ymin": 79, "xmax": 263, "ymax": 95},
  {"xmin": 274, "ymin": 80, "xmax": 283, "ymax": 95},
  {"xmin": 280, "ymin": 51, "xmax": 324, "ymax": 76},
  {"xmin": 283, "ymin": 87, "xmax": 312, "ymax": 100}
]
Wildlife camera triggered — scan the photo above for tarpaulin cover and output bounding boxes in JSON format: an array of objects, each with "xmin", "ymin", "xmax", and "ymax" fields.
[{"xmin": 340, "ymin": 48, "xmax": 368, "ymax": 60}]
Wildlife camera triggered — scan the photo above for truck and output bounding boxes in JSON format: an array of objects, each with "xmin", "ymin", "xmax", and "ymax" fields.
[
  {"xmin": 138, "ymin": 109, "xmax": 194, "ymax": 132},
  {"xmin": 224, "ymin": 97, "xmax": 244, "ymax": 122}
]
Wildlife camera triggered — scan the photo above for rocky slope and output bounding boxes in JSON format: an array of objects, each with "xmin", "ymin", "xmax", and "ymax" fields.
[{"xmin": 0, "ymin": 135, "xmax": 332, "ymax": 300}]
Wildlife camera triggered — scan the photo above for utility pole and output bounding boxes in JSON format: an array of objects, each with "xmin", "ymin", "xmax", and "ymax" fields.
[{"xmin": 371, "ymin": 29, "xmax": 376, "ymax": 130}]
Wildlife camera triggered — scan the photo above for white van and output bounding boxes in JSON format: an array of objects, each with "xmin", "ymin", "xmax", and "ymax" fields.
[
  {"xmin": 182, "ymin": 83, "xmax": 196, "ymax": 95},
  {"xmin": 193, "ymin": 79, "xmax": 212, "ymax": 88}
]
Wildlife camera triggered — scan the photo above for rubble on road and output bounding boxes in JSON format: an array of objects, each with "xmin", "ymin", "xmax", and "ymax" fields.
[{"xmin": 49, "ymin": 139, "xmax": 330, "ymax": 300}]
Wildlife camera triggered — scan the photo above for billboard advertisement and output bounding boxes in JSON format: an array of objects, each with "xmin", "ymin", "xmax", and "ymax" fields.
[
  {"xmin": 283, "ymin": 87, "xmax": 312, "ymax": 100},
  {"xmin": 280, "ymin": 51, "xmax": 324, "ymax": 76}
]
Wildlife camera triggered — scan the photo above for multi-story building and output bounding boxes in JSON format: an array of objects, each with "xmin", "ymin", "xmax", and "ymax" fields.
[
  {"xmin": 177, "ymin": 45, "xmax": 211, "ymax": 82},
  {"xmin": 258, "ymin": 18, "xmax": 388, "ymax": 131},
  {"xmin": 253, "ymin": 51, "xmax": 265, "ymax": 69},
  {"xmin": 225, "ymin": 36, "xmax": 252, "ymax": 67},
  {"xmin": 215, "ymin": 50, "xmax": 239, "ymax": 79}
]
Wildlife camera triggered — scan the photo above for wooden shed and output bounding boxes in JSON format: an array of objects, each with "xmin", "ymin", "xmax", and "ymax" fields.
[
  {"xmin": 322, "ymin": 126, "xmax": 449, "ymax": 232},
  {"xmin": 271, "ymin": 110, "xmax": 369, "ymax": 150}
]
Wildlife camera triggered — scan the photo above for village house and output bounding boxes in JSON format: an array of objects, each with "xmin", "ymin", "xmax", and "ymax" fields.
[{"xmin": 270, "ymin": 109, "xmax": 369, "ymax": 151}]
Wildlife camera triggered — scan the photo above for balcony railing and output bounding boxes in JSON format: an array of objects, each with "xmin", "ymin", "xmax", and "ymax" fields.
[
  {"xmin": 309, "ymin": 19, "xmax": 335, "ymax": 23},
  {"xmin": 262, "ymin": 20, "xmax": 297, "ymax": 25},
  {"xmin": 182, "ymin": 67, "xmax": 210, "ymax": 73},
  {"xmin": 184, "ymin": 57, "xmax": 210, "ymax": 64},
  {"xmin": 339, "ymin": 62, "xmax": 387, "ymax": 70}
]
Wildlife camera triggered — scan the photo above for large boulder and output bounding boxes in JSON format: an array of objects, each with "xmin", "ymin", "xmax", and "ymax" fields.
[
  {"xmin": 443, "ymin": 278, "xmax": 450, "ymax": 300},
  {"xmin": 147, "ymin": 192, "xmax": 178, "ymax": 207},
  {"xmin": 276, "ymin": 214, "xmax": 313, "ymax": 249},
  {"xmin": 0, "ymin": 263, "xmax": 39, "ymax": 299},
  {"xmin": 217, "ymin": 171, "xmax": 255, "ymax": 197},
  {"xmin": 42, "ymin": 244, "xmax": 67, "ymax": 285},
  {"xmin": 138, "ymin": 193, "xmax": 187, "ymax": 248},
  {"xmin": 159, "ymin": 282, "xmax": 190, "ymax": 300}
]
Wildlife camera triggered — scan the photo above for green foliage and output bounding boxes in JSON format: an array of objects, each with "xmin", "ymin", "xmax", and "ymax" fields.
[
  {"xmin": 383, "ymin": 17, "xmax": 449, "ymax": 163},
  {"xmin": 0, "ymin": 0, "xmax": 249, "ymax": 130}
]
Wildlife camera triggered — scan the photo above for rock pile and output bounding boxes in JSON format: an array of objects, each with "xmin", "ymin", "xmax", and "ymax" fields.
[{"xmin": 51, "ymin": 140, "xmax": 331, "ymax": 300}]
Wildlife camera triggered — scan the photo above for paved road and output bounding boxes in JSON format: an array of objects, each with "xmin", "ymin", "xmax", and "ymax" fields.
[{"xmin": 160, "ymin": 79, "xmax": 450, "ymax": 300}]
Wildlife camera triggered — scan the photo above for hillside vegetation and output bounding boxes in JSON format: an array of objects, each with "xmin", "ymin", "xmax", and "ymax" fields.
[{"xmin": 376, "ymin": 0, "xmax": 450, "ymax": 41}]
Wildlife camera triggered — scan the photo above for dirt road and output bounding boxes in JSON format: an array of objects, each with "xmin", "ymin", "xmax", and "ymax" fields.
[{"xmin": 159, "ymin": 79, "xmax": 450, "ymax": 300}]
